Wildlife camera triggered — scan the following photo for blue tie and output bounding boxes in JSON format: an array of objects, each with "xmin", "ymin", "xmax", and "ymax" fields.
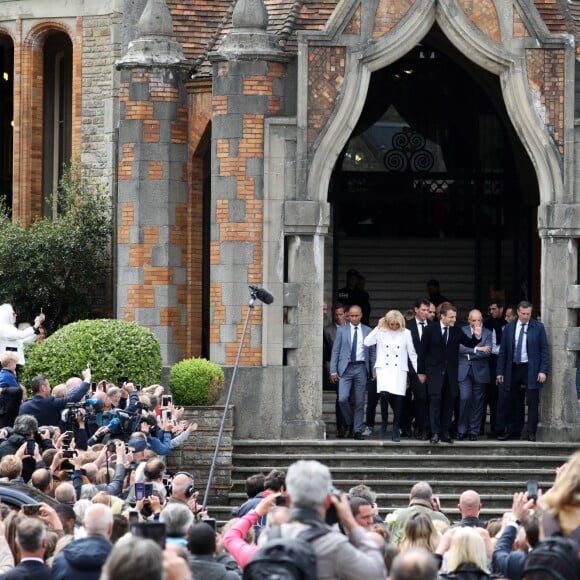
[
  {"xmin": 351, "ymin": 326, "xmax": 358, "ymax": 362},
  {"xmin": 515, "ymin": 323, "xmax": 525, "ymax": 363}
]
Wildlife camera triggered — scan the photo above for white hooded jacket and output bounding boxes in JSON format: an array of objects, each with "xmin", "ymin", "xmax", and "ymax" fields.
[{"xmin": 0, "ymin": 304, "xmax": 36, "ymax": 365}]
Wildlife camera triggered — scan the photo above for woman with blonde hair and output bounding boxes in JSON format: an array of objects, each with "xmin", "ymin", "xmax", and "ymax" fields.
[
  {"xmin": 398, "ymin": 512, "xmax": 439, "ymax": 553},
  {"xmin": 364, "ymin": 309, "xmax": 417, "ymax": 441},
  {"xmin": 536, "ymin": 449, "xmax": 580, "ymax": 547},
  {"xmin": 439, "ymin": 526, "xmax": 491, "ymax": 579}
]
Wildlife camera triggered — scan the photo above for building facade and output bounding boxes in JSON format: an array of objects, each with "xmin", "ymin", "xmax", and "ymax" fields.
[{"xmin": 1, "ymin": 0, "xmax": 579, "ymax": 440}]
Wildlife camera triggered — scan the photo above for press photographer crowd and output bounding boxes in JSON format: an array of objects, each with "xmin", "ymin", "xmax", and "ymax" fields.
[{"xmin": 0, "ymin": 304, "xmax": 578, "ymax": 579}]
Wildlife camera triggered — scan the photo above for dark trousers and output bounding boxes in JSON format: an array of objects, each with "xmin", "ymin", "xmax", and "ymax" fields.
[
  {"xmin": 411, "ymin": 374, "xmax": 430, "ymax": 435},
  {"xmin": 482, "ymin": 355, "xmax": 499, "ymax": 434},
  {"xmin": 526, "ymin": 389, "xmax": 540, "ymax": 436},
  {"xmin": 505, "ymin": 363, "xmax": 528, "ymax": 436},
  {"xmin": 400, "ymin": 385, "xmax": 413, "ymax": 433},
  {"xmin": 379, "ymin": 391, "xmax": 405, "ymax": 429},
  {"xmin": 365, "ymin": 379, "xmax": 379, "ymax": 427},
  {"xmin": 429, "ymin": 373, "xmax": 456, "ymax": 437}
]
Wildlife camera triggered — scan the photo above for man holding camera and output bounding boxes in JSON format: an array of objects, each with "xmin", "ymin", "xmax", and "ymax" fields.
[{"xmin": 19, "ymin": 367, "xmax": 91, "ymax": 428}]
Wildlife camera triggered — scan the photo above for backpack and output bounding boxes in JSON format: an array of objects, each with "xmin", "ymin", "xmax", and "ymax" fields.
[
  {"xmin": 522, "ymin": 535, "xmax": 580, "ymax": 580},
  {"xmin": 243, "ymin": 523, "xmax": 329, "ymax": 580}
]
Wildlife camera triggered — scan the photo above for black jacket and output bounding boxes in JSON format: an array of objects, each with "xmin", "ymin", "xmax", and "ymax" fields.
[{"xmin": 439, "ymin": 563, "xmax": 491, "ymax": 580}]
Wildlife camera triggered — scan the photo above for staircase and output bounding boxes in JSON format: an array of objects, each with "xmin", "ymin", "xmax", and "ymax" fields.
[
  {"xmin": 204, "ymin": 392, "xmax": 577, "ymax": 524},
  {"xmin": 218, "ymin": 439, "xmax": 577, "ymax": 524}
]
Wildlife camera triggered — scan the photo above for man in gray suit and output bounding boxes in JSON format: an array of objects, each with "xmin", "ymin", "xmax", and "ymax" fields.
[
  {"xmin": 457, "ymin": 310, "xmax": 492, "ymax": 441},
  {"xmin": 330, "ymin": 305, "xmax": 375, "ymax": 440}
]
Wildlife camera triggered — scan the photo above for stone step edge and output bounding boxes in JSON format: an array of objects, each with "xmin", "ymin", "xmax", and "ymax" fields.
[
  {"xmin": 233, "ymin": 440, "xmax": 578, "ymax": 448},
  {"xmin": 232, "ymin": 453, "xmax": 566, "ymax": 462},
  {"xmin": 232, "ymin": 466, "xmax": 558, "ymax": 474}
]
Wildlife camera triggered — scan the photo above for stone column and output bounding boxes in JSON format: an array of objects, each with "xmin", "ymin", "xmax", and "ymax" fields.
[
  {"xmin": 538, "ymin": 204, "xmax": 580, "ymax": 440},
  {"xmin": 115, "ymin": 0, "xmax": 189, "ymax": 365},
  {"xmin": 208, "ymin": 1, "xmax": 299, "ymax": 438}
]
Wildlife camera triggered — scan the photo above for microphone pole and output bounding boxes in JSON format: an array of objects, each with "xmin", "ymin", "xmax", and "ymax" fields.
[{"xmin": 202, "ymin": 286, "xmax": 259, "ymax": 510}]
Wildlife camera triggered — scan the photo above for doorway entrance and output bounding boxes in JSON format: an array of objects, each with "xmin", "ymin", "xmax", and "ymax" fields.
[{"xmin": 329, "ymin": 26, "xmax": 540, "ymax": 323}]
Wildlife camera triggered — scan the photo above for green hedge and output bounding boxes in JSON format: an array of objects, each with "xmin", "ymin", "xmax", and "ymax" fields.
[
  {"xmin": 169, "ymin": 358, "xmax": 225, "ymax": 406},
  {"xmin": 22, "ymin": 319, "xmax": 162, "ymax": 387}
]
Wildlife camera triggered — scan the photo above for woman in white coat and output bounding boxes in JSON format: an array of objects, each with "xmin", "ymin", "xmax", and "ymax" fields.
[
  {"xmin": 0, "ymin": 304, "xmax": 45, "ymax": 366},
  {"xmin": 364, "ymin": 309, "xmax": 417, "ymax": 441}
]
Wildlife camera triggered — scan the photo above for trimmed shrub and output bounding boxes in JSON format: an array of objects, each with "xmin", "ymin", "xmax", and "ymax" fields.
[
  {"xmin": 22, "ymin": 319, "xmax": 162, "ymax": 387},
  {"xmin": 169, "ymin": 358, "xmax": 225, "ymax": 406}
]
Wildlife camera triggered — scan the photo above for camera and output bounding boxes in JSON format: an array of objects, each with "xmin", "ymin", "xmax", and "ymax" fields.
[{"xmin": 325, "ymin": 487, "xmax": 342, "ymax": 526}]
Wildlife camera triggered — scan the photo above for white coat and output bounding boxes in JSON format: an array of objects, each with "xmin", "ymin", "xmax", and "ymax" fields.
[
  {"xmin": 364, "ymin": 327, "xmax": 417, "ymax": 396},
  {"xmin": 0, "ymin": 304, "xmax": 36, "ymax": 365}
]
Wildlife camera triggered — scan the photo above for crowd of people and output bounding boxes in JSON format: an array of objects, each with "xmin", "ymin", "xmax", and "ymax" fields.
[{"xmin": 325, "ymin": 275, "xmax": 552, "ymax": 443}]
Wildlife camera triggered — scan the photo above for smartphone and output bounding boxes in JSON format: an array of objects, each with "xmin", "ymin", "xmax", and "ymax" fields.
[
  {"xmin": 22, "ymin": 504, "xmax": 41, "ymax": 516},
  {"xmin": 118, "ymin": 376, "xmax": 129, "ymax": 388},
  {"xmin": 132, "ymin": 522, "xmax": 166, "ymax": 549},
  {"xmin": 162, "ymin": 410, "xmax": 172, "ymax": 422},
  {"xmin": 62, "ymin": 432, "xmax": 73, "ymax": 448},
  {"xmin": 62, "ymin": 450, "xmax": 77, "ymax": 459},
  {"xmin": 128, "ymin": 510, "xmax": 140, "ymax": 526},
  {"xmin": 161, "ymin": 395, "xmax": 172, "ymax": 407},
  {"xmin": 135, "ymin": 384, "xmax": 142, "ymax": 391},
  {"xmin": 91, "ymin": 382, "xmax": 97, "ymax": 393},
  {"xmin": 26, "ymin": 439, "xmax": 35, "ymax": 456},
  {"xmin": 135, "ymin": 482, "xmax": 145, "ymax": 501},
  {"xmin": 144, "ymin": 483, "xmax": 153, "ymax": 498},
  {"xmin": 526, "ymin": 480, "xmax": 539, "ymax": 501},
  {"xmin": 275, "ymin": 495, "xmax": 287, "ymax": 507},
  {"xmin": 203, "ymin": 518, "xmax": 216, "ymax": 531}
]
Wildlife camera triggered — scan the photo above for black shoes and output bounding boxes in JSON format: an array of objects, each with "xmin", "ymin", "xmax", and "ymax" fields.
[
  {"xmin": 336, "ymin": 425, "xmax": 346, "ymax": 439},
  {"xmin": 469, "ymin": 435, "xmax": 478, "ymax": 441},
  {"xmin": 415, "ymin": 431, "xmax": 429, "ymax": 441},
  {"xmin": 353, "ymin": 431, "xmax": 365, "ymax": 440},
  {"xmin": 527, "ymin": 434, "xmax": 536, "ymax": 442},
  {"xmin": 440, "ymin": 434, "xmax": 454, "ymax": 444},
  {"xmin": 497, "ymin": 432, "xmax": 519, "ymax": 441},
  {"xmin": 430, "ymin": 434, "xmax": 439, "ymax": 444},
  {"xmin": 457, "ymin": 433, "xmax": 466, "ymax": 441},
  {"xmin": 345, "ymin": 426, "xmax": 354, "ymax": 439}
]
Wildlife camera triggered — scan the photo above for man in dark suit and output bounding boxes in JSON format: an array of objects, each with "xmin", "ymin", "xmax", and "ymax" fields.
[
  {"xmin": 457, "ymin": 310, "xmax": 492, "ymax": 441},
  {"xmin": 330, "ymin": 305, "xmax": 375, "ymax": 440},
  {"xmin": 405, "ymin": 299, "xmax": 432, "ymax": 440},
  {"xmin": 417, "ymin": 304, "xmax": 482, "ymax": 444},
  {"xmin": 1, "ymin": 517, "xmax": 51, "ymax": 579},
  {"xmin": 496, "ymin": 301, "xmax": 549, "ymax": 442},
  {"xmin": 323, "ymin": 304, "xmax": 348, "ymax": 437}
]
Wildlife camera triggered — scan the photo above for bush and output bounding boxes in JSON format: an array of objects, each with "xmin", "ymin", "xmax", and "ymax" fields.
[
  {"xmin": 22, "ymin": 319, "xmax": 162, "ymax": 387},
  {"xmin": 169, "ymin": 358, "xmax": 225, "ymax": 406}
]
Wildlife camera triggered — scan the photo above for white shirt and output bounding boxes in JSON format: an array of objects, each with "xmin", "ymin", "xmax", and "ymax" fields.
[
  {"xmin": 515, "ymin": 322, "xmax": 528, "ymax": 363},
  {"xmin": 416, "ymin": 318, "xmax": 426, "ymax": 339}
]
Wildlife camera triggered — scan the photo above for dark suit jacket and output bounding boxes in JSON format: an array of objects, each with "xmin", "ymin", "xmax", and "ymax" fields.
[
  {"xmin": 330, "ymin": 323, "xmax": 375, "ymax": 377},
  {"xmin": 0, "ymin": 559, "xmax": 51, "ymax": 580},
  {"xmin": 496, "ymin": 319, "xmax": 549, "ymax": 390},
  {"xmin": 458, "ymin": 326, "xmax": 492, "ymax": 383},
  {"xmin": 406, "ymin": 318, "xmax": 431, "ymax": 378},
  {"xmin": 417, "ymin": 323, "xmax": 480, "ymax": 395}
]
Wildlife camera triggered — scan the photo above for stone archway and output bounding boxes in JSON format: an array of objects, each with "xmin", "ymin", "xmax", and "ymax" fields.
[{"xmin": 293, "ymin": 0, "xmax": 577, "ymax": 439}]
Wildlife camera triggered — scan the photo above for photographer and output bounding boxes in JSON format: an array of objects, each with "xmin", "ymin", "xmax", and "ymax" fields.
[
  {"xmin": 19, "ymin": 367, "xmax": 91, "ymax": 428},
  {"xmin": 0, "ymin": 414, "xmax": 54, "ymax": 481}
]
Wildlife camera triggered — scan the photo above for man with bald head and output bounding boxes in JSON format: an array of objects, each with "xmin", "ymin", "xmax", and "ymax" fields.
[
  {"xmin": 457, "ymin": 489, "xmax": 485, "ymax": 528},
  {"xmin": 330, "ymin": 305, "xmax": 376, "ymax": 440},
  {"xmin": 457, "ymin": 309, "xmax": 492, "ymax": 441}
]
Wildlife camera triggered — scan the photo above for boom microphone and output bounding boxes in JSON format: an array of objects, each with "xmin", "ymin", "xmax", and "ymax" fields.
[{"xmin": 249, "ymin": 285, "xmax": 274, "ymax": 305}]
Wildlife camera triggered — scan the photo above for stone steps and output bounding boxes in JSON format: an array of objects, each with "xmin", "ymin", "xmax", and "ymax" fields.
[{"xmin": 202, "ymin": 439, "xmax": 577, "ymax": 524}]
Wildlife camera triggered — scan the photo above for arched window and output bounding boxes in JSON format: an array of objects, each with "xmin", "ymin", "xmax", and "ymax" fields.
[
  {"xmin": 42, "ymin": 31, "xmax": 72, "ymax": 217},
  {"xmin": 0, "ymin": 35, "xmax": 14, "ymax": 212}
]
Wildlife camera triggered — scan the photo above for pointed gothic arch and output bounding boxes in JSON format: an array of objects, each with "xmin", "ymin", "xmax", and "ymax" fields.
[{"xmin": 305, "ymin": 0, "xmax": 569, "ymax": 208}]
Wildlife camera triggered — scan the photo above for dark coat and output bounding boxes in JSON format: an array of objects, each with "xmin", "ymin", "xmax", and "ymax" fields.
[
  {"xmin": 188, "ymin": 555, "xmax": 241, "ymax": 580},
  {"xmin": 50, "ymin": 535, "xmax": 112, "ymax": 580},
  {"xmin": 417, "ymin": 324, "xmax": 480, "ymax": 396},
  {"xmin": 0, "ymin": 559, "xmax": 51, "ymax": 580},
  {"xmin": 439, "ymin": 563, "xmax": 491, "ymax": 580},
  {"xmin": 19, "ymin": 381, "xmax": 89, "ymax": 427},
  {"xmin": 496, "ymin": 318, "xmax": 549, "ymax": 390}
]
